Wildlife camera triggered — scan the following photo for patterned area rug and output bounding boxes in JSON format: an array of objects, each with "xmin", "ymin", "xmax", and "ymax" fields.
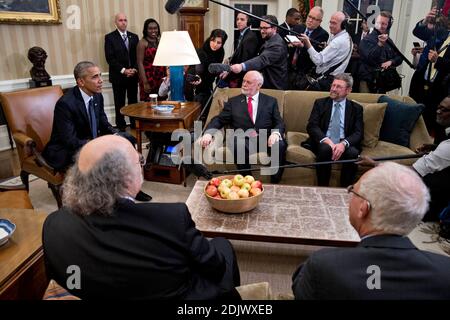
[{"xmin": 0, "ymin": 175, "xmax": 39, "ymax": 189}]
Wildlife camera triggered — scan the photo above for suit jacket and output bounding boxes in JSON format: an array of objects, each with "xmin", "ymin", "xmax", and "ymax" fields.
[
  {"xmin": 244, "ymin": 33, "xmax": 288, "ymax": 90},
  {"xmin": 278, "ymin": 22, "xmax": 293, "ymax": 43},
  {"xmin": 230, "ymin": 27, "xmax": 260, "ymax": 65},
  {"xmin": 292, "ymin": 235, "xmax": 450, "ymax": 299},
  {"xmin": 412, "ymin": 21, "xmax": 449, "ymax": 72},
  {"xmin": 104, "ymin": 29, "xmax": 139, "ymax": 84},
  {"xmin": 358, "ymin": 30, "xmax": 403, "ymax": 82},
  {"xmin": 42, "ymin": 86, "xmax": 117, "ymax": 171},
  {"xmin": 43, "ymin": 200, "xmax": 230, "ymax": 300},
  {"xmin": 206, "ymin": 93, "xmax": 285, "ymax": 137},
  {"xmin": 292, "ymin": 24, "xmax": 329, "ymax": 73},
  {"xmin": 306, "ymin": 97, "xmax": 363, "ymax": 150}
]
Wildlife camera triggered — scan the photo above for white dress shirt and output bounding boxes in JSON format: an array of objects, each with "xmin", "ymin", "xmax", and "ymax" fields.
[
  {"xmin": 321, "ymin": 99, "xmax": 350, "ymax": 147},
  {"xmin": 307, "ymin": 30, "xmax": 353, "ymax": 76},
  {"xmin": 413, "ymin": 128, "xmax": 450, "ymax": 176}
]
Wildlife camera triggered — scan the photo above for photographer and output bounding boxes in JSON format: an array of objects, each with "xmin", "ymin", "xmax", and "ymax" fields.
[
  {"xmin": 409, "ymin": 6, "xmax": 450, "ymax": 142},
  {"xmin": 358, "ymin": 11, "xmax": 403, "ymax": 93}
]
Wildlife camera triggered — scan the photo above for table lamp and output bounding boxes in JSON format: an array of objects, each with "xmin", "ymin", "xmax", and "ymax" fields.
[{"xmin": 153, "ymin": 30, "xmax": 200, "ymax": 102}]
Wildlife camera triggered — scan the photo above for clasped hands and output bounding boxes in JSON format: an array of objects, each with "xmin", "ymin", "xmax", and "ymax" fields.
[
  {"xmin": 200, "ymin": 133, "xmax": 280, "ymax": 148},
  {"xmin": 124, "ymin": 68, "xmax": 137, "ymax": 77},
  {"xmin": 323, "ymin": 138, "xmax": 346, "ymax": 161}
]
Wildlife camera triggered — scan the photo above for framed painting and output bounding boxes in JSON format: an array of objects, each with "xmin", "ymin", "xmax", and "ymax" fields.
[{"xmin": 0, "ymin": 0, "xmax": 61, "ymax": 24}]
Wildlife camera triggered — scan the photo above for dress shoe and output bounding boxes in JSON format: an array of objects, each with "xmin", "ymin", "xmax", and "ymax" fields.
[{"xmin": 135, "ymin": 190, "xmax": 152, "ymax": 202}]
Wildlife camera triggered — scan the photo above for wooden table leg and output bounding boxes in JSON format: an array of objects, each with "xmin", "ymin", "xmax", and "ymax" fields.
[{"xmin": 136, "ymin": 121, "xmax": 142, "ymax": 154}]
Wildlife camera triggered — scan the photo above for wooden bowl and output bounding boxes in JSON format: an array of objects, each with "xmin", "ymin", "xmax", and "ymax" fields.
[{"xmin": 204, "ymin": 175, "xmax": 264, "ymax": 214}]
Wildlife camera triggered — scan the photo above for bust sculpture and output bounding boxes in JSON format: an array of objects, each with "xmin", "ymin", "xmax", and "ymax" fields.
[{"xmin": 28, "ymin": 46, "xmax": 51, "ymax": 82}]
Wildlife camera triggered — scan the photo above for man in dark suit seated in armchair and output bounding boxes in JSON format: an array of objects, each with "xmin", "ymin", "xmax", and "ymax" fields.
[
  {"xmin": 42, "ymin": 61, "xmax": 151, "ymax": 201},
  {"xmin": 200, "ymin": 71, "xmax": 286, "ymax": 183},
  {"xmin": 303, "ymin": 73, "xmax": 363, "ymax": 187},
  {"xmin": 292, "ymin": 162, "xmax": 450, "ymax": 300},
  {"xmin": 43, "ymin": 135, "xmax": 240, "ymax": 300}
]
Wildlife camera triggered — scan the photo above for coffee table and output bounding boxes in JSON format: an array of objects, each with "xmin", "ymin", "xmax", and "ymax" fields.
[{"xmin": 186, "ymin": 181, "xmax": 360, "ymax": 247}]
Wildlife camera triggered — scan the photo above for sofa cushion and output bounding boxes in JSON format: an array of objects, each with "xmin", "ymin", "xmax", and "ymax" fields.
[
  {"xmin": 360, "ymin": 141, "xmax": 418, "ymax": 166},
  {"xmin": 286, "ymin": 132, "xmax": 316, "ymax": 164},
  {"xmin": 354, "ymin": 101, "xmax": 387, "ymax": 148},
  {"xmin": 378, "ymin": 95, "xmax": 425, "ymax": 148}
]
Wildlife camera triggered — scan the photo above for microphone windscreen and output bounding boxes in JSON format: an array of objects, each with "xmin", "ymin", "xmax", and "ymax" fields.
[
  {"xmin": 208, "ymin": 63, "xmax": 231, "ymax": 74},
  {"xmin": 165, "ymin": 0, "xmax": 185, "ymax": 14}
]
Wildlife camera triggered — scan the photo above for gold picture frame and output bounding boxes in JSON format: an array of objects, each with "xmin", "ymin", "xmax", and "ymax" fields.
[{"xmin": 0, "ymin": 0, "xmax": 61, "ymax": 24}]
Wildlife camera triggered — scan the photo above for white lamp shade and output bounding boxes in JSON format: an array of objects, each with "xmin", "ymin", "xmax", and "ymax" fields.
[{"xmin": 153, "ymin": 31, "xmax": 201, "ymax": 66}]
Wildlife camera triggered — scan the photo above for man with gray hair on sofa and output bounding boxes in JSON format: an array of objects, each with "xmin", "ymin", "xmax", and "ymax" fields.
[{"xmin": 292, "ymin": 162, "xmax": 450, "ymax": 300}]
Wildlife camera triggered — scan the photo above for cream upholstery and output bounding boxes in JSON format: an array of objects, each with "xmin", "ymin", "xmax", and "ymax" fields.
[{"xmin": 205, "ymin": 88, "xmax": 432, "ymax": 186}]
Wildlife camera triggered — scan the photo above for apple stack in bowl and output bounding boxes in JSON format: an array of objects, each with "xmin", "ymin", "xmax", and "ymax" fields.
[{"xmin": 205, "ymin": 175, "xmax": 263, "ymax": 200}]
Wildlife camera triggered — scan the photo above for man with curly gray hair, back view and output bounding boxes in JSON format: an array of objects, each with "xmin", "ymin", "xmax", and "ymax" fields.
[
  {"xmin": 292, "ymin": 162, "xmax": 450, "ymax": 299},
  {"xmin": 43, "ymin": 135, "xmax": 240, "ymax": 300}
]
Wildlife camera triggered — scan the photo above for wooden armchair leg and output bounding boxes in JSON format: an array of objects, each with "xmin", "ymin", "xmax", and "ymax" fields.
[
  {"xmin": 48, "ymin": 183, "xmax": 62, "ymax": 208},
  {"xmin": 20, "ymin": 171, "xmax": 29, "ymax": 191}
]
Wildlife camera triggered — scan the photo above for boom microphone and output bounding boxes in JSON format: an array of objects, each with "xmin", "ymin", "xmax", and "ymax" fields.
[
  {"xmin": 165, "ymin": 0, "xmax": 185, "ymax": 14},
  {"xmin": 208, "ymin": 63, "xmax": 231, "ymax": 74}
]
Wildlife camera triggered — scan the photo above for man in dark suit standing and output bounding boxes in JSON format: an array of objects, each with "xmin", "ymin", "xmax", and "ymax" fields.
[
  {"xmin": 290, "ymin": 6, "xmax": 329, "ymax": 89},
  {"xmin": 225, "ymin": 12, "xmax": 260, "ymax": 88},
  {"xmin": 105, "ymin": 13, "xmax": 139, "ymax": 131},
  {"xmin": 229, "ymin": 15, "xmax": 288, "ymax": 90},
  {"xmin": 201, "ymin": 71, "xmax": 286, "ymax": 183},
  {"xmin": 42, "ymin": 61, "xmax": 152, "ymax": 202},
  {"xmin": 43, "ymin": 135, "xmax": 240, "ymax": 300},
  {"xmin": 304, "ymin": 74, "xmax": 363, "ymax": 187},
  {"xmin": 278, "ymin": 8, "xmax": 301, "ymax": 41},
  {"xmin": 292, "ymin": 162, "xmax": 450, "ymax": 300}
]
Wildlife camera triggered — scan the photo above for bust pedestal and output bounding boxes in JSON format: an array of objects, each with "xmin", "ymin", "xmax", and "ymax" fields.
[{"xmin": 29, "ymin": 79, "xmax": 53, "ymax": 88}]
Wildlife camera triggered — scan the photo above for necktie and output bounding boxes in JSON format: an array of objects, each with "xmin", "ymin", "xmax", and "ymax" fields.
[
  {"xmin": 247, "ymin": 97, "xmax": 253, "ymax": 123},
  {"xmin": 330, "ymin": 103, "xmax": 341, "ymax": 144},
  {"xmin": 430, "ymin": 35, "xmax": 450, "ymax": 81},
  {"xmin": 88, "ymin": 98, "xmax": 97, "ymax": 138},
  {"xmin": 123, "ymin": 33, "xmax": 129, "ymax": 51}
]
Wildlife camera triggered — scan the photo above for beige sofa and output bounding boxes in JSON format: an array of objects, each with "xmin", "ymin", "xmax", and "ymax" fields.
[{"xmin": 204, "ymin": 88, "xmax": 432, "ymax": 186}]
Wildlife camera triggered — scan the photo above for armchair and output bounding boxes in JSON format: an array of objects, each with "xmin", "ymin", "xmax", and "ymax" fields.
[{"xmin": 0, "ymin": 86, "xmax": 64, "ymax": 207}]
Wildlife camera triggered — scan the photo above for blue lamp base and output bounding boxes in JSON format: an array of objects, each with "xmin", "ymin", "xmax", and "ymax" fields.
[{"xmin": 169, "ymin": 66, "xmax": 185, "ymax": 102}]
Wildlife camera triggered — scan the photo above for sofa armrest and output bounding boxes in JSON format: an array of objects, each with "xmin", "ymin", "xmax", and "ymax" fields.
[{"xmin": 13, "ymin": 132, "xmax": 56, "ymax": 172}]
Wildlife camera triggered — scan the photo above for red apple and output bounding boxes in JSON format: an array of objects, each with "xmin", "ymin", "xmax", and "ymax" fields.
[
  {"xmin": 250, "ymin": 187, "xmax": 262, "ymax": 197},
  {"xmin": 205, "ymin": 185, "xmax": 218, "ymax": 197},
  {"xmin": 210, "ymin": 177, "xmax": 221, "ymax": 187},
  {"xmin": 251, "ymin": 180, "xmax": 263, "ymax": 190},
  {"xmin": 213, "ymin": 194, "xmax": 222, "ymax": 199}
]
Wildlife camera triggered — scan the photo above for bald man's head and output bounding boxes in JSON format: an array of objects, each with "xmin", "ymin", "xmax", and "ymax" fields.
[
  {"xmin": 78, "ymin": 135, "xmax": 136, "ymax": 173},
  {"xmin": 330, "ymin": 11, "xmax": 346, "ymax": 35},
  {"xmin": 115, "ymin": 13, "xmax": 128, "ymax": 32}
]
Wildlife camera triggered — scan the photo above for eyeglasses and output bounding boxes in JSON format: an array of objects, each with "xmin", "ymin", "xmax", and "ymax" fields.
[
  {"xmin": 437, "ymin": 106, "xmax": 450, "ymax": 113},
  {"xmin": 138, "ymin": 153, "xmax": 146, "ymax": 167},
  {"xmin": 259, "ymin": 26, "xmax": 273, "ymax": 30},
  {"xmin": 347, "ymin": 184, "xmax": 371, "ymax": 211},
  {"xmin": 307, "ymin": 15, "xmax": 322, "ymax": 22}
]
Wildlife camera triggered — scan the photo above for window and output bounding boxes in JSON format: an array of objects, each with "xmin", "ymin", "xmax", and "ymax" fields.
[{"xmin": 344, "ymin": 0, "xmax": 394, "ymax": 36}]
